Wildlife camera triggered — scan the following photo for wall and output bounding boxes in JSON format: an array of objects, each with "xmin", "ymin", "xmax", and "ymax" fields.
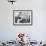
[{"xmin": 0, "ymin": 0, "xmax": 46, "ymax": 42}]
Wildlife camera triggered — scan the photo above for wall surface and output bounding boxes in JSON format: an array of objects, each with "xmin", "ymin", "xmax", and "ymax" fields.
[{"xmin": 0, "ymin": 0, "xmax": 46, "ymax": 42}]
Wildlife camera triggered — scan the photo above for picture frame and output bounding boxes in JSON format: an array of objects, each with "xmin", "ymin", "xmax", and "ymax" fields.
[{"xmin": 13, "ymin": 10, "xmax": 33, "ymax": 26}]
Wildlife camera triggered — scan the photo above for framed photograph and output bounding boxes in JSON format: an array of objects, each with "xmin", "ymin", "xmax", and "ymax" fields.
[{"xmin": 13, "ymin": 10, "xmax": 32, "ymax": 25}]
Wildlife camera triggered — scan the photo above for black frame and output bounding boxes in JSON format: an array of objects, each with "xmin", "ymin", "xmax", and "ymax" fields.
[{"xmin": 13, "ymin": 10, "xmax": 33, "ymax": 26}]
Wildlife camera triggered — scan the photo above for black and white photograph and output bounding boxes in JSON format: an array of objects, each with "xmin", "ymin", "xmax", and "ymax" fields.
[{"xmin": 13, "ymin": 10, "xmax": 32, "ymax": 25}]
